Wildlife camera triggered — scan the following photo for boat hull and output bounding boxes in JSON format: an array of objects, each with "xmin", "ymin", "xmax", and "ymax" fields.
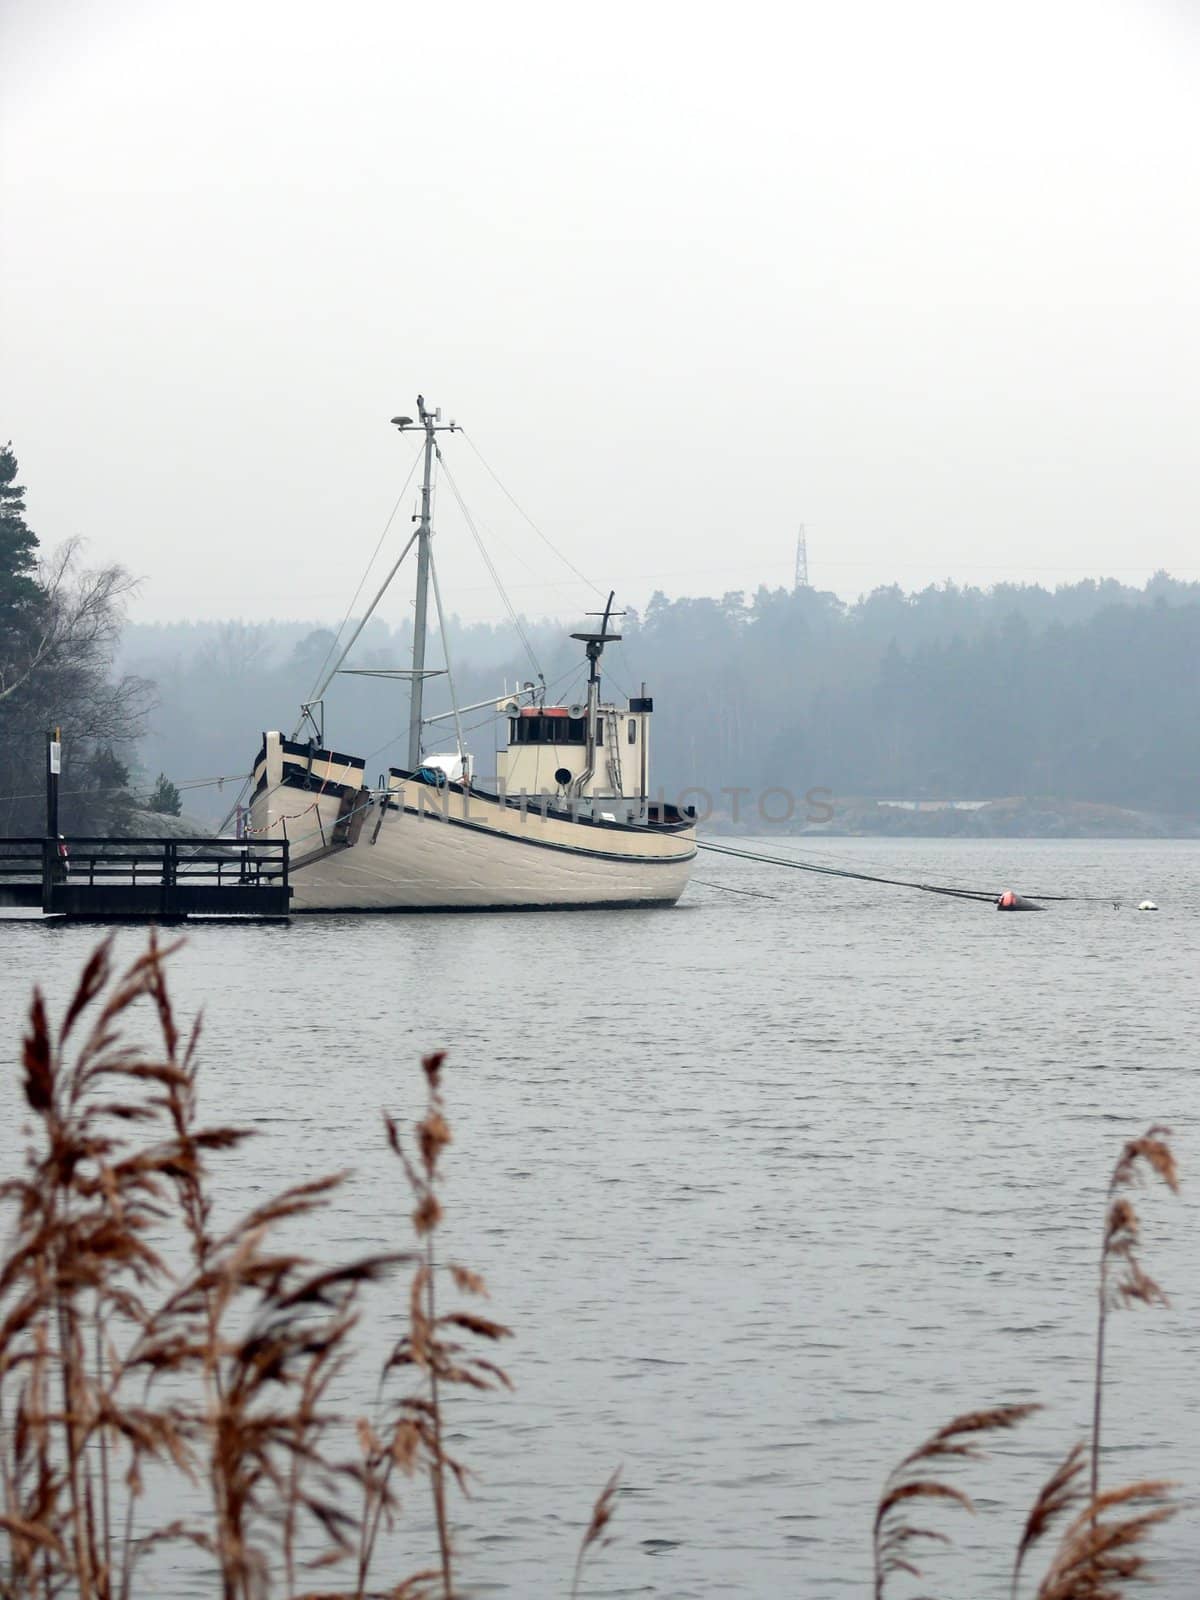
[{"xmin": 249, "ymin": 753, "xmax": 694, "ymax": 912}]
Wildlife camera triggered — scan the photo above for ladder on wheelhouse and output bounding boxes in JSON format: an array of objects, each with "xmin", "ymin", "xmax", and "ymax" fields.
[{"xmin": 602, "ymin": 709, "xmax": 624, "ymax": 797}]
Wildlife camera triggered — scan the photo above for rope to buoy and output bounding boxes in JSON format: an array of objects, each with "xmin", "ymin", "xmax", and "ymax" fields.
[{"xmin": 695, "ymin": 839, "xmax": 1126, "ymax": 905}]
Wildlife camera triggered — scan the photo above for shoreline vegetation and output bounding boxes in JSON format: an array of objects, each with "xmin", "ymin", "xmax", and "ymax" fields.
[
  {"xmin": 0, "ymin": 937, "xmax": 1185, "ymax": 1597},
  {"xmin": 711, "ymin": 796, "xmax": 1200, "ymax": 840}
]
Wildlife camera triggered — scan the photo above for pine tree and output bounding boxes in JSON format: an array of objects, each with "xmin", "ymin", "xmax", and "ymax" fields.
[
  {"xmin": 0, "ymin": 441, "xmax": 42, "ymax": 634},
  {"xmin": 147, "ymin": 772, "xmax": 182, "ymax": 816}
]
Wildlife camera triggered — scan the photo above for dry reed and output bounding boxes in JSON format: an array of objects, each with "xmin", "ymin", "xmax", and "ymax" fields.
[
  {"xmin": 370, "ymin": 1052, "xmax": 514, "ymax": 1599},
  {"xmin": 873, "ymin": 1404, "xmax": 1039, "ymax": 1597},
  {"xmin": 1034, "ymin": 1480, "xmax": 1176, "ymax": 1600},
  {"xmin": 0, "ymin": 938, "xmax": 534, "ymax": 1599},
  {"xmin": 1091, "ymin": 1126, "xmax": 1178, "ymax": 1503},
  {"xmin": 569, "ymin": 1467, "xmax": 620, "ymax": 1600},
  {"xmin": 1010, "ymin": 1442, "xmax": 1087, "ymax": 1599},
  {"xmin": 879, "ymin": 1119, "xmax": 1183, "ymax": 1600},
  {"xmin": 0, "ymin": 934, "xmax": 424, "ymax": 1600}
]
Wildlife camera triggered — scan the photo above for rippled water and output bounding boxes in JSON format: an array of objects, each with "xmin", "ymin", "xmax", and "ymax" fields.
[{"xmin": 2, "ymin": 839, "xmax": 1197, "ymax": 1597}]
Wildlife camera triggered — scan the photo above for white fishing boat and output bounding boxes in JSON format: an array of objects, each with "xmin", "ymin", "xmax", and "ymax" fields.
[{"xmin": 246, "ymin": 398, "xmax": 695, "ymax": 911}]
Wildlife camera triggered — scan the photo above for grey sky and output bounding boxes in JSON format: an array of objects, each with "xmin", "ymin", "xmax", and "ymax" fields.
[{"xmin": 2, "ymin": 0, "xmax": 1198, "ymax": 628}]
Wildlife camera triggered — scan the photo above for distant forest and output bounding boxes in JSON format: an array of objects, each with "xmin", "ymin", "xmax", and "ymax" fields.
[
  {"xmin": 8, "ymin": 431, "xmax": 1197, "ymax": 837},
  {"xmin": 117, "ymin": 573, "xmax": 1200, "ymax": 825}
]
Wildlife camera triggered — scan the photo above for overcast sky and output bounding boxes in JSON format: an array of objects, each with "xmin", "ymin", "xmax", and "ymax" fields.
[{"xmin": 2, "ymin": 0, "xmax": 1198, "ymax": 629}]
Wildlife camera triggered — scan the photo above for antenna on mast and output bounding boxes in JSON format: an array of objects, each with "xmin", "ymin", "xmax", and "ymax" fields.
[{"xmin": 794, "ymin": 524, "xmax": 809, "ymax": 591}]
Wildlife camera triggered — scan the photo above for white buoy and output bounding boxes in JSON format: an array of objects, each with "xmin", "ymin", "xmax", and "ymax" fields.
[{"xmin": 1138, "ymin": 899, "xmax": 1159, "ymax": 912}]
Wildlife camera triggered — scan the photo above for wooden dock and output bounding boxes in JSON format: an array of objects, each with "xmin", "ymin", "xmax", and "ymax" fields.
[{"xmin": 0, "ymin": 838, "xmax": 291, "ymax": 919}]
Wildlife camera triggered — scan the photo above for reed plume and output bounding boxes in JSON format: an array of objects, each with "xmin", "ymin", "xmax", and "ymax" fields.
[
  {"xmin": 1, "ymin": 936, "xmax": 408, "ymax": 1600},
  {"xmin": 1, "ymin": 933, "xmax": 196, "ymax": 1600},
  {"xmin": 1010, "ymin": 1443, "xmax": 1087, "ymax": 1599},
  {"xmin": 1091, "ymin": 1127, "xmax": 1179, "ymax": 1502},
  {"xmin": 371, "ymin": 1052, "xmax": 513, "ymax": 1599},
  {"xmin": 873, "ymin": 1403, "xmax": 1038, "ymax": 1597},
  {"xmin": 1033, "ymin": 1480, "xmax": 1176, "ymax": 1600},
  {"xmin": 0, "ymin": 939, "xmax": 555, "ymax": 1600},
  {"xmin": 569, "ymin": 1467, "xmax": 620, "ymax": 1600}
]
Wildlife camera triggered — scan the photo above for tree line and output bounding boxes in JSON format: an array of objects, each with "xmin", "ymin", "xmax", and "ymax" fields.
[
  {"xmin": 4, "ymin": 436, "xmax": 1198, "ymax": 833},
  {"xmin": 622, "ymin": 578, "xmax": 1200, "ymax": 814},
  {"xmin": 118, "ymin": 575, "xmax": 1200, "ymax": 826}
]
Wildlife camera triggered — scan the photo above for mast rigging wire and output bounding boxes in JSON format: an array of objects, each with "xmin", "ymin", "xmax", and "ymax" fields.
[
  {"xmin": 305, "ymin": 443, "xmax": 423, "ymax": 703},
  {"xmin": 460, "ymin": 430, "xmax": 605, "ymax": 599},
  {"xmin": 354, "ymin": 660, "xmax": 584, "ymax": 770},
  {"xmin": 214, "ymin": 447, "xmax": 425, "ymax": 835},
  {"xmin": 458, "ymin": 430, "xmax": 639, "ymax": 697},
  {"xmin": 297, "ymin": 526, "xmax": 420, "ymax": 725},
  {"xmin": 426, "ymin": 543, "xmax": 467, "ymax": 773},
  {"xmin": 438, "ymin": 453, "xmax": 543, "ymax": 683}
]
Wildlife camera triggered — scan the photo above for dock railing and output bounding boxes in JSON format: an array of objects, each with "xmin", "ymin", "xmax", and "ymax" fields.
[{"xmin": 0, "ymin": 837, "xmax": 291, "ymax": 917}]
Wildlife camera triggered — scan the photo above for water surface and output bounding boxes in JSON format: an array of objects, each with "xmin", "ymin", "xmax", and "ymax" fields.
[{"xmin": 2, "ymin": 839, "xmax": 1197, "ymax": 1597}]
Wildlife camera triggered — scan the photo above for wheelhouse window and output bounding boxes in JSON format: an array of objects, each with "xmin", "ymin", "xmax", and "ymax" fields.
[
  {"xmin": 627, "ymin": 718, "xmax": 637, "ymax": 744},
  {"xmin": 510, "ymin": 714, "xmax": 587, "ymax": 745}
]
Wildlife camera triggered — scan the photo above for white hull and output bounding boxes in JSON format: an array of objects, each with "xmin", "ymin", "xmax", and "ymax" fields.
[{"xmin": 249, "ymin": 759, "xmax": 694, "ymax": 913}]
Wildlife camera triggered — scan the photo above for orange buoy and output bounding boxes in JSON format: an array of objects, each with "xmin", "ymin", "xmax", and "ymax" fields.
[{"xmin": 997, "ymin": 888, "xmax": 1043, "ymax": 911}]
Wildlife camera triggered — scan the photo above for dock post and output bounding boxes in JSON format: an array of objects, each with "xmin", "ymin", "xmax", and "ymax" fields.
[
  {"xmin": 46, "ymin": 727, "xmax": 60, "ymax": 837},
  {"xmin": 43, "ymin": 729, "xmax": 62, "ymax": 912},
  {"xmin": 162, "ymin": 840, "xmax": 178, "ymax": 917}
]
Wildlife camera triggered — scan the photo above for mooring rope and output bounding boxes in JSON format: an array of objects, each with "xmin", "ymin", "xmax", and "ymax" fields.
[
  {"xmin": 695, "ymin": 839, "xmax": 1122, "ymax": 905},
  {"xmin": 697, "ymin": 840, "xmax": 1000, "ymax": 900},
  {"xmin": 690, "ymin": 877, "xmax": 781, "ymax": 901}
]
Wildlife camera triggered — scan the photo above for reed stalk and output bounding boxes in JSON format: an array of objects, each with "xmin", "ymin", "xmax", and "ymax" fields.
[
  {"xmin": 1090, "ymin": 1127, "xmax": 1178, "ymax": 1502},
  {"xmin": 377, "ymin": 1052, "xmax": 513, "ymax": 1599}
]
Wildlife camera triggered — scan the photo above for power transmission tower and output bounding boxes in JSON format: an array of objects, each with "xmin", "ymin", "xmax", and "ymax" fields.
[{"xmin": 794, "ymin": 524, "xmax": 809, "ymax": 590}]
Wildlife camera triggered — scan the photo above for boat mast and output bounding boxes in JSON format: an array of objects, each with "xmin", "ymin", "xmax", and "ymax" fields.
[
  {"xmin": 394, "ymin": 395, "xmax": 457, "ymax": 770},
  {"xmin": 408, "ymin": 399, "xmax": 436, "ymax": 769},
  {"xmin": 569, "ymin": 591, "xmax": 622, "ymax": 796}
]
